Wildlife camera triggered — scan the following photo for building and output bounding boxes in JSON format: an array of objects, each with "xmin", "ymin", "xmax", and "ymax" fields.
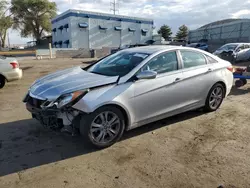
[
  {"xmin": 51, "ymin": 9, "xmax": 154, "ymax": 49},
  {"xmin": 188, "ymin": 19, "xmax": 250, "ymax": 49}
]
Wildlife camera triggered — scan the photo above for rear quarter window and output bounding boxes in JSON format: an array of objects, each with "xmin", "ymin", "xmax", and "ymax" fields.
[{"xmin": 205, "ymin": 55, "xmax": 218, "ymax": 64}]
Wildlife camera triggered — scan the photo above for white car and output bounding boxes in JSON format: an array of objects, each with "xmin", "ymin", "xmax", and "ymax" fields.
[
  {"xmin": 0, "ymin": 56, "xmax": 22, "ymax": 88},
  {"xmin": 24, "ymin": 46, "xmax": 233, "ymax": 148},
  {"xmin": 213, "ymin": 43, "xmax": 250, "ymax": 63}
]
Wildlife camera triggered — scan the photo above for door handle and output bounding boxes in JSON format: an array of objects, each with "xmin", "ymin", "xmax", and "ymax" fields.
[
  {"xmin": 173, "ymin": 78, "xmax": 182, "ymax": 83},
  {"xmin": 206, "ymin": 68, "xmax": 213, "ymax": 73}
]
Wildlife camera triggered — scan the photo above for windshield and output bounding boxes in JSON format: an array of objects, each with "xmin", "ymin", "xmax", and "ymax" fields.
[
  {"xmin": 87, "ymin": 51, "xmax": 149, "ymax": 77},
  {"xmin": 218, "ymin": 44, "xmax": 238, "ymax": 51}
]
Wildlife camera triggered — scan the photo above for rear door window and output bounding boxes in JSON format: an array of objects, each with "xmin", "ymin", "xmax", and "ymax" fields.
[{"xmin": 180, "ymin": 51, "xmax": 207, "ymax": 68}]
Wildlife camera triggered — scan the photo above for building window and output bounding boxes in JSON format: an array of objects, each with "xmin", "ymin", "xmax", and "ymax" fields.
[
  {"xmin": 114, "ymin": 26, "xmax": 122, "ymax": 31},
  {"xmin": 99, "ymin": 25, "xmax": 108, "ymax": 30},
  {"xmin": 79, "ymin": 23, "xmax": 88, "ymax": 28},
  {"xmin": 64, "ymin": 24, "xmax": 69, "ymax": 32},
  {"xmin": 128, "ymin": 28, "xmax": 136, "ymax": 32},
  {"xmin": 53, "ymin": 42, "xmax": 57, "ymax": 48},
  {"xmin": 141, "ymin": 29, "xmax": 148, "ymax": 36},
  {"xmin": 64, "ymin": 40, "xmax": 69, "ymax": 48},
  {"xmin": 52, "ymin": 28, "xmax": 57, "ymax": 36},
  {"xmin": 58, "ymin": 41, "xmax": 63, "ymax": 48},
  {"xmin": 58, "ymin": 26, "xmax": 64, "ymax": 34}
]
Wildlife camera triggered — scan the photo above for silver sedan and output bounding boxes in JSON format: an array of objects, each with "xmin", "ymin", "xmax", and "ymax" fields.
[{"xmin": 23, "ymin": 46, "xmax": 234, "ymax": 148}]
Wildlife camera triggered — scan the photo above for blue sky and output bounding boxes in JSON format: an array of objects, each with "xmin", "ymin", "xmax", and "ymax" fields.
[{"xmin": 9, "ymin": 0, "xmax": 250, "ymax": 45}]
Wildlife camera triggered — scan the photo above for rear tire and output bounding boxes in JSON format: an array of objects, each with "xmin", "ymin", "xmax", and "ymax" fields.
[
  {"xmin": 0, "ymin": 75, "xmax": 6, "ymax": 89},
  {"xmin": 80, "ymin": 106, "xmax": 125, "ymax": 149},
  {"xmin": 204, "ymin": 83, "xmax": 225, "ymax": 112},
  {"xmin": 235, "ymin": 80, "xmax": 244, "ymax": 88},
  {"xmin": 240, "ymin": 78, "xmax": 247, "ymax": 86}
]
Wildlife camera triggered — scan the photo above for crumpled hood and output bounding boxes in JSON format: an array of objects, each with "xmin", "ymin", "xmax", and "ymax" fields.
[
  {"xmin": 214, "ymin": 49, "xmax": 234, "ymax": 55},
  {"xmin": 29, "ymin": 66, "xmax": 119, "ymax": 101}
]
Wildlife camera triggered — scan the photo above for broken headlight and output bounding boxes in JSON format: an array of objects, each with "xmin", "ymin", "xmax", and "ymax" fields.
[{"xmin": 57, "ymin": 89, "xmax": 89, "ymax": 109}]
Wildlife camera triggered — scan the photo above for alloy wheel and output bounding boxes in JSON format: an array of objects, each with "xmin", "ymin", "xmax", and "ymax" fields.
[
  {"xmin": 90, "ymin": 111, "xmax": 121, "ymax": 144},
  {"xmin": 209, "ymin": 86, "xmax": 223, "ymax": 110}
]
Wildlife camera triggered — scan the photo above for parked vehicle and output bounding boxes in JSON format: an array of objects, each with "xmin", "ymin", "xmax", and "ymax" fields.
[
  {"xmin": 213, "ymin": 43, "xmax": 250, "ymax": 63},
  {"xmin": 23, "ymin": 46, "xmax": 233, "ymax": 148},
  {"xmin": 187, "ymin": 43, "xmax": 209, "ymax": 51},
  {"xmin": 0, "ymin": 55, "xmax": 22, "ymax": 88}
]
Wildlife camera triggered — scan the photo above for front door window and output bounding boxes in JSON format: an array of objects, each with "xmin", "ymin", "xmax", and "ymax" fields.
[{"xmin": 141, "ymin": 51, "xmax": 178, "ymax": 74}]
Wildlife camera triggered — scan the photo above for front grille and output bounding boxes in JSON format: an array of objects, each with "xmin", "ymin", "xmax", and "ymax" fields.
[{"xmin": 27, "ymin": 95, "xmax": 46, "ymax": 108}]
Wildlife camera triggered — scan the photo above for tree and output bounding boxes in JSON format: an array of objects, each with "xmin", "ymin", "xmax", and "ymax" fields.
[
  {"xmin": 157, "ymin": 25, "xmax": 172, "ymax": 40},
  {"xmin": 176, "ymin": 25, "xmax": 189, "ymax": 40},
  {"xmin": 0, "ymin": 0, "xmax": 13, "ymax": 48},
  {"xmin": 0, "ymin": 1, "xmax": 8, "ymax": 13},
  {"xmin": 10, "ymin": 0, "xmax": 57, "ymax": 43},
  {"xmin": 0, "ymin": 16, "xmax": 13, "ymax": 48}
]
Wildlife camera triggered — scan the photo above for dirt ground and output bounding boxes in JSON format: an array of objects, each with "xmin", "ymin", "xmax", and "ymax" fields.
[{"xmin": 0, "ymin": 58, "xmax": 250, "ymax": 188}]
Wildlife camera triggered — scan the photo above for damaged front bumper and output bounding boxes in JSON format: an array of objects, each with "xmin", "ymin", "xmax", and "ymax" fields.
[{"xmin": 24, "ymin": 93, "xmax": 81, "ymax": 134}]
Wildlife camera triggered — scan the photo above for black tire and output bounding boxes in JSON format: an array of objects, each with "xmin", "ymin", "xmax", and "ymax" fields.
[
  {"xmin": 235, "ymin": 80, "xmax": 244, "ymax": 88},
  {"xmin": 80, "ymin": 106, "xmax": 125, "ymax": 148},
  {"xmin": 0, "ymin": 75, "xmax": 6, "ymax": 89},
  {"xmin": 240, "ymin": 78, "xmax": 247, "ymax": 86},
  {"xmin": 204, "ymin": 83, "xmax": 225, "ymax": 112}
]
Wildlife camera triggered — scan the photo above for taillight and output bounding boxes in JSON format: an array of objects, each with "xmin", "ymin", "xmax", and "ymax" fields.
[
  {"xmin": 227, "ymin": 66, "xmax": 234, "ymax": 73},
  {"xmin": 10, "ymin": 62, "xmax": 19, "ymax": 69}
]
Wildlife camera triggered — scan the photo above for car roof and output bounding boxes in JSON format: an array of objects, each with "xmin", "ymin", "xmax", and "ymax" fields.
[
  {"xmin": 124, "ymin": 45, "xmax": 223, "ymax": 61},
  {"xmin": 224, "ymin": 43, "xmax": 250, "ymax": 46},
  {"xmin": 121, "ymin": 45, "xmax": 186, "ymax": 54}
]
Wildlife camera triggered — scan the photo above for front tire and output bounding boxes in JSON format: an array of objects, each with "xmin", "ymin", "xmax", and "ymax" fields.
[
  {"xmin": 80, "ymin": 106, "xmax": 125, "ymax": 148},
  {"xmin": 0, "ymin": 75, "xmax": 6, "ymax": 89},
  {"xmin": 204, "ymin": 83, "xmax": 225, "ymax": 112}
]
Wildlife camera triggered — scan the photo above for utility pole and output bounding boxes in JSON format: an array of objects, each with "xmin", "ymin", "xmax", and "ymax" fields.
[{"xmin": 110, "ymin": 0, "xmax": 119, "ymax": 15}]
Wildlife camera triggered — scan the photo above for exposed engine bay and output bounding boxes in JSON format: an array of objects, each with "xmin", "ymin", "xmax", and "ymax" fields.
[{"xmin": 24, "ymin": 93, "xmax": 81, "ymax": 135}]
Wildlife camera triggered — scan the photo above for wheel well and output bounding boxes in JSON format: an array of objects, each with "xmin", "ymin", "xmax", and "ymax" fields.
[
  {"xmin": 98, "ymin": 104, "xmax": 130, "ymax": 130},
  {"xmin": 0, "ymin": 74, "xmax": 6, "ymax": 81},
  {"xmin": 216, "ymin": 81, "xmax": 227, "ymax": 97}
]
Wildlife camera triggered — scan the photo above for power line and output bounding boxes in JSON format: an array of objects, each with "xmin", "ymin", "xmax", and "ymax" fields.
[{"xmin": 110, "ymin": 0, "xmax": 119, "ymax": 15}]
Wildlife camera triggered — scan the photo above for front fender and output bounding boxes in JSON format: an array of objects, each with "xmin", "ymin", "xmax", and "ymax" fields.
[{"xmin": 72, "ymin": 82, "xmax": 135, "ymax": 127}]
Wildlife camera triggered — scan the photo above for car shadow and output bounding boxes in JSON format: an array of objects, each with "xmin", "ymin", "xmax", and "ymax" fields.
[
  {"xmin": 0, "ymin": 110, "xmax": 203, "ymax": 177},
  {"xmin": 122, "ymin": 110, "xmax": 203, "ymax": 140},
  {"xmin": 21, "ymin": 66, "xmax": 33, "ymax": 70},
  {"xmin": 229, "ymin": 86, "xmax": 250, "ymax": 96}
]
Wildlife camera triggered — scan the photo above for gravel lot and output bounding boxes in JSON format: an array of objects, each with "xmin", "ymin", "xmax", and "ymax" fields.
[{"xmin": 0, "ymin": 58, "xmax": 250, "ymax": 188}]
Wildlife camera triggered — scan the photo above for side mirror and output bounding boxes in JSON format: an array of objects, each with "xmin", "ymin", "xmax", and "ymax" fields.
[{"xmin": 136, "ymin": 70, "xmax": 157, "ymax": 80}]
